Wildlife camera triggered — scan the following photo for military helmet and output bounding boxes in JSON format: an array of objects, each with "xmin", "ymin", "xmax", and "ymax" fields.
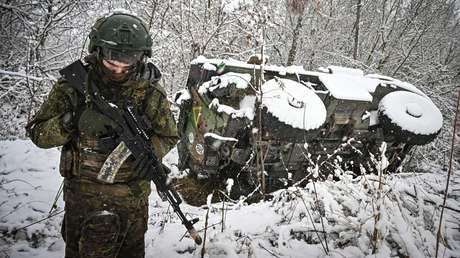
[{"xmin": 88, "ymin": 12, "xmax": 153, "ymax": 58}]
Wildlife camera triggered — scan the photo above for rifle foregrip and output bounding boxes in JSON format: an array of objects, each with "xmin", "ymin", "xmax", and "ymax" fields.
[{"xmin": 188, "ymin": 227, "xmax": 202, "ymax": 245}]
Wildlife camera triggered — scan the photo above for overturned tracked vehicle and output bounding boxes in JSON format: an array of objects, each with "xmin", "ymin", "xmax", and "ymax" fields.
[{"xmin": 174, "ymin": 57, "xmax": 443, "ymax": 197}]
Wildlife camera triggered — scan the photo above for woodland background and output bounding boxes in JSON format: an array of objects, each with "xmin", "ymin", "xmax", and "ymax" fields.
[{"xmin": 0, "ymin": 0, "xmax": 459, "ymax": 170}]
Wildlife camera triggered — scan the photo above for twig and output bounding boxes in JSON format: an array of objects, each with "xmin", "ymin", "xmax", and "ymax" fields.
[
  {"xmin": 372, "ymin": 143, "xmax": 388, "ymax": 254},
  {"xmin": 259, "ymin": 27, "xmax": 267, "ymax": 198},
  {"xmin": 12, "ymin": 210, "xmax": 64, "ymax": 234},
  {"xmin": 1, "ymin": 178, "xmax": 36, "ymax": 188},
  {"xmin": 201, "ymin": 192, "xmax": 213, "ymax": 258},
  {"xmin": 258, "ymin": 243, "xmax": 281, "ymax": 258},
  {"xmin": 296, "ymin": 189, "xmax": 329, "ymax": 255},
  {"xmin": 221, "ymin": 193, "xmax": 225, "ymax": 232},
  {"xmin": 179, "ymin": 222, "xmax": 222, "ymax": 242},
  {"xmin": 49, "ymin": 180, "xmax": 63, "ymax": 214},
  {"xmin": 287, "ymin": 198, "xmax": 299, "ymax": 224},
  {"xmin": 436, "ymin": 89, "xmax": 460, "ymax": 257},
  {"xmin": 312, "ymin": 181, "xmax": 329, "ymax": 252},
  {"xmin": 404, "ymin": 191, "xmax": 460, "ymax": 214}
]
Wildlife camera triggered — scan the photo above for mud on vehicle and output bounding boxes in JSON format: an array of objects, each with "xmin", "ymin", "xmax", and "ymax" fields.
[{"xmin": 174, "ymin": 56, "xmax": 443, "ymax": 198}]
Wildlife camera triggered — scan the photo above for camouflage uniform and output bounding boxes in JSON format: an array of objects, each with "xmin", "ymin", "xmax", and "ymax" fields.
[{"xmin": 26, "ymin": 55, "xmax": 178, "ymax": 257}]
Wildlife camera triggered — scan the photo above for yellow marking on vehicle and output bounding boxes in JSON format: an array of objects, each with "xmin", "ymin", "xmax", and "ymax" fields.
[{"xmin": 193, "ymin": 106, "xmax": 202, "ymax": 127}]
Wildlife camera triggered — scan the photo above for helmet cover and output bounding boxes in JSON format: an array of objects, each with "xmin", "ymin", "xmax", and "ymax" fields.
[{"xmin": 88, "ymin": 12, "xmax": 152, "ymax": 57}]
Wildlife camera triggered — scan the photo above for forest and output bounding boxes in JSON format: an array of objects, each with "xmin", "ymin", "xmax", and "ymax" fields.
[
  {"xmin": 1, "ymin": 1, "xmax": 459, "ymax": 166},
  {"xmin": 0, "ymin": 0, "xmax": 459, "ymax": 257}
]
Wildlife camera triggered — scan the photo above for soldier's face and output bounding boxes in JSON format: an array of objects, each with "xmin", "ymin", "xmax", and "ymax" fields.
[{"xmin": 102, "ymin": 59, "xmax": 133, "ymax": 74}]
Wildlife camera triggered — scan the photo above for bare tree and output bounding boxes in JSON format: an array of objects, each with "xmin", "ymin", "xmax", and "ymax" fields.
[{"xmin": 0, "ymin": 0, "xmax": 458, "ymax": 170}]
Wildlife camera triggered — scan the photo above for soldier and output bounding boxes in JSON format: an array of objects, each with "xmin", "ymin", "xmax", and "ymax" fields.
[{"xmin": 26, "ymin": 12, "xmax": 178, "ymax": 257}]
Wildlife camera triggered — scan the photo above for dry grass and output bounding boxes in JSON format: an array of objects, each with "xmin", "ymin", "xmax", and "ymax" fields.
[{"xmin": 173, "ymin": 176, "xmax": 225, "ymax": 206}]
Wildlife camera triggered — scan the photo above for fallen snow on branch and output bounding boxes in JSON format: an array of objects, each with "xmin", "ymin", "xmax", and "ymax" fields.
[
  {"xmin": 198, "ymin": 72, "xmax": 252, "ymax": 95},
  {"xmin": 204, "ymin": 133, "xmax": 238, "ymax": 142},
  {"xmin": 0, "ymin": 69, "xmax": 45, "ymax": 81},
  {"xmin": 209, "ymin": 96, "xmax": 256, "ymax": 120}
]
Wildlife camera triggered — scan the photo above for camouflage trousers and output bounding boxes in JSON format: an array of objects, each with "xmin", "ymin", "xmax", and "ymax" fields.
[{"xmin": 62, "ymin": 178, "xmax": 150, "ymax": 258}]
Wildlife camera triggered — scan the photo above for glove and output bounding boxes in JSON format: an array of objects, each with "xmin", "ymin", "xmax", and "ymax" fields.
[
  {"xmin": 131, "ymin": 153, "xmax": 154, "ymax": 180},
  {"xmin": 77, "ymin": 109, "xmax": 117, "ymax": 137},
  {"xmin": 131, "ymin": 154, "xmax": 172, "ymax": 181}
]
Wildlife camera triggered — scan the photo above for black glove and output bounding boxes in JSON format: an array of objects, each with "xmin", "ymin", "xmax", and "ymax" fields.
[
  {"xmin": 131, "ymin": 153, "xmax": 154, "ymax": 180},
  {"xmin": 131, "ymin": 154, "xmax": 172, "ymax": 180}
]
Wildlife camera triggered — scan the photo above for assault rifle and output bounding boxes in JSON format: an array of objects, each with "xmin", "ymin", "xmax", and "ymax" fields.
[{"xmin": 59, "ymin": 60, "xmax": 202, "ymax": 245}]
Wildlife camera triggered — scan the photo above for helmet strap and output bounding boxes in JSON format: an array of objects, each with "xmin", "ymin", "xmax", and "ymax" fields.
[{"xmin": 84, "ymin": 52, "xmax": 98, "ymax": 66}]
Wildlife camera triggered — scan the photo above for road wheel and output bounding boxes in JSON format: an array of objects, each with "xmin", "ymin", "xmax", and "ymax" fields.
[{"xmin": 378, "ymin": 91, "xmax": 442, "ymax": 145}]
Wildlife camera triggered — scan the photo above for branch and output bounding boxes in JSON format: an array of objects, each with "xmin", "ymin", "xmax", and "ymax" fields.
[
  {"xmin": 404, "ymin": 191, "xmax": 460, "ymax": 214},
  {"xmin": 435, "ymin": 89, "xmax": 460, "ymax": 257},
  {"xmin": 0, "ymin": 69, "xmax": 44, "ymax": 81}
]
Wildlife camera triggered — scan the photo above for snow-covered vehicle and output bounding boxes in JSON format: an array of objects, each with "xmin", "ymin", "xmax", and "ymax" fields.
[{"xmin": 174, "ymin": 56, "xmax": 443, "ymax": 195}]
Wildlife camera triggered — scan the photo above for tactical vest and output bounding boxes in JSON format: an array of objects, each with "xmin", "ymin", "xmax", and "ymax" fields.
[{"xmin": 60, "ymin": 63, "xmax": 163, "ymax": 184}]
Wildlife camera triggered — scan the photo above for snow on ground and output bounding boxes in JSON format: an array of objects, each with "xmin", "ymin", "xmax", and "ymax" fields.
[{"xmin": 0, "ymin": 140, "xmax": 459, "ymax": 257}]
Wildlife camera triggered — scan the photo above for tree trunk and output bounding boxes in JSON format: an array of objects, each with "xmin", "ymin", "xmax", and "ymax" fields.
[
  {"xmin": 353, "ymin": 0, "xmax": 362, "ymax": 60},
  {"xmin": 286, "ymin": 14, "xmax": 304, "ymax": 66}
]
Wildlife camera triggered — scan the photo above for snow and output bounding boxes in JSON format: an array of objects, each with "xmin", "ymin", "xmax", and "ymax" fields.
[
  {"xmin": 203, "ymin": 62, "xmax": 216, "ymax": 71},
  {"xmin": 174, "ymin": 89, "xmax": 191, "ymax": 105},
  {"xmin": 198, "ymin": 72, "xmax": 252, "ymax": 94},
  {"xmin": 326, "ymin": 66, "xmax": 364, "ymax": 77},
  {"xmin": 369, "ymin": 110, "xmax": 379, "ymax": 126},
  {"xmin": 221, "ymin": 0, "xmax": 253, "ymax": 13},
  {"xmin": 204, "ymin": 133, "xmax": 238, "ymax": 143},
  {"xmin": 192, "ymin": 56, "xmax": 310, "ymax": 77},
  {"xmin": 209, "ymin": 98, "xmax": 238, "ymax": 115},
  {"xmin": 100, "ymin": 8, "xmax": 142, "ymax": 21},
  {"xmin": 108, "ymin": 102, "xmax": 118, "ymax": 108},
  {"xmin": 101, "ymin": 39, "xmax": 118, "ymax": 46},
  {"xmin": 379, "ymin": 91, "xmax": 443, "ymax": 135},
  {"xmin": 261, "ymin": 78, "xmax": 326, "ymax": 130},
  {"xmin": 405, "ymin": 102, "xmax": 423, "ymax": 118},
  {"xmin": 1, "ymin": 139, "xmax": 458, "ymax": 258},
  {"xmin": 192, "ymin": 57, "xmax": 431, "ymax": 104},
  {"xmin": 208, "ymin": 96, "xmax": 256, "ymax": 120},
  {"xmin": 0, "ymin": 69, "xmax": 44, "ymax": 82},
  {"xmin": 225, "ymin": 179, "xmax": 234, "ymax": 196},
  {"xmin": 238, "ymin": 95, "xmax": 256, "ymax": 120},
  {"xmin": 318, "ymin": 72, "xmax": 380, "ymax": 102},
  {"xmin": 0, "ymin": 140, "xmax": 63, "ymax": 258},
  {"xmin": 366, "ymin": 74, "xmax": 427, "ymax": 98}
]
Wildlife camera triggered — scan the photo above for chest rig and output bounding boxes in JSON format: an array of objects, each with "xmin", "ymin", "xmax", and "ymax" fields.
[
  {"xmin": 59, "ymin": 60, "xmax": 163, "ymax": 183},
  {"xmin": 78, "ymin": 73, "xmax": 149, "ymax": 183}
]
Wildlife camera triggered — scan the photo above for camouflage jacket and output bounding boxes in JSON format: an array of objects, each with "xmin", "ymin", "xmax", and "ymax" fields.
[{"xmin": 26, "ymin": 61, "xmax": 179, "ymax": 191}]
